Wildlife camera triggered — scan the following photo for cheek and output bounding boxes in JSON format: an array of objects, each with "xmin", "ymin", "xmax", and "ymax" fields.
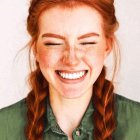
[
  {"xmin": 85, "ymin": 48, "xmax": 105, "ymax": 67},
  {"xmin": 38, "ymin": 48, "xmax": 61, "ymax": 68},
  {"xmin": 84, "ymin": 48, "xmax": 106, "ymax": 82}
]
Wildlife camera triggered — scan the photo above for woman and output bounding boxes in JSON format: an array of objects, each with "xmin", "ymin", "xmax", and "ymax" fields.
[{"xmin": 0, "ymin": 0, "xmax": 140, "ymax": 140}]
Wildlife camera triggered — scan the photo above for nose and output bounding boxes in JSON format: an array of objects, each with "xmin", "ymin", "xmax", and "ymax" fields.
[{"xmin": 61, "ymin": 47, "xmax": 82, "ymax": 66}]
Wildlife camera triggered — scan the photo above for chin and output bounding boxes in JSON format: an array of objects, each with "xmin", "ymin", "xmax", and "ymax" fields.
[{"xmin": 60, "ymin": 89, "xmax": 86, "ymax": 99}]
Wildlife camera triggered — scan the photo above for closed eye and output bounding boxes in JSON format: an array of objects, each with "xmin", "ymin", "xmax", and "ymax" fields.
[
  {"xmin": 44, "ymin": 43, "xmax": 63, "ymax": 46},
  {"xmin": 80, "ymin": 42, "xmax": 97, "ymax": 45}
]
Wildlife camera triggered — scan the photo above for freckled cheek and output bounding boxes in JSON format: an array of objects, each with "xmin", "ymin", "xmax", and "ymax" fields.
[
  {"xmin": 38, "ymin": 49, "xmax": 61, "ymax": 68},
  {"xmin": 84, "ymin": 49, "xmax": 105, "ymax": 69}
]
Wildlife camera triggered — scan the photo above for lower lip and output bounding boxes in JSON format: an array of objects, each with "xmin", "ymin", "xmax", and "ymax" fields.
[{"xmin": 55, "ymin": 70, "xmax": 88, "ymax": 84}]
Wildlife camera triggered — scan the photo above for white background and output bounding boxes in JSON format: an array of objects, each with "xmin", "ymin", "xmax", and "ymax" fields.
[{"xmin": 0, "ymin": 0, "xmax": 140, "ymax": 109}]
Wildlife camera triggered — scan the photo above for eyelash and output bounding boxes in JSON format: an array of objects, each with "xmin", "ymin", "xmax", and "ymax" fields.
[
  {"xmin": 44, "ymin": 43, "xmax": 62, "ymax": 46},
  {"xmin": 80, "ymin": 42, "xmax": 97, "ymax": 45}
]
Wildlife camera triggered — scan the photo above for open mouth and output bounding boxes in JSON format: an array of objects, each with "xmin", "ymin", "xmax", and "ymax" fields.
[{"xmin": 55, "ymin": 70, "xmax": 88, "ymax": 80}]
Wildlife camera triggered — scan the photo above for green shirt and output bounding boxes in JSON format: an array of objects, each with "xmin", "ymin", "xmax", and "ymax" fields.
[{"xmin": 0, "ymin": 94, "xmax": 140, "ymax": 140}]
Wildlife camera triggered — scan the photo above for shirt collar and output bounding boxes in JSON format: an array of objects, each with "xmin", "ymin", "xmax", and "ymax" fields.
[{"xmin": 44, "ymin": 96, "xmax": 94, "ymax": 134}]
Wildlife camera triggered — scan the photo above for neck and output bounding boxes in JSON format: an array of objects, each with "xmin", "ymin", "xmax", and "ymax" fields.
[{"xmin": 49, "ymin": 87, "xmax": 93, "ymax": 136}]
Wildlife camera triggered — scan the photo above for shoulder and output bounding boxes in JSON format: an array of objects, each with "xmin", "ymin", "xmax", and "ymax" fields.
[
  {"xmin": 0, "ymin": 98, "xmax": 27, "ymax": 119},
  {"xmin": 116, "ymin": 94, "xmax": 140, "ymax": 108},
  {"xmin": 115, "ymin": 94, "xmax": 140, "ymax": 119},
  {"xmin": 0, "ymin": 98, "xmax": 27, "ymax": 111},
  {"xmin": 114, "ymin": 94, "xmax": 140, "ymax": 140},
  {"xmin": 0, "ymin": 98, "xmax": 27, "ymax": 140}
]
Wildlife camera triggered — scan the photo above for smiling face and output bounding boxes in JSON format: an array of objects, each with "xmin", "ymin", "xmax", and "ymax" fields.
[{"xmin": 35, "ymin": 5, "xmax": 112, "ymax": 99}]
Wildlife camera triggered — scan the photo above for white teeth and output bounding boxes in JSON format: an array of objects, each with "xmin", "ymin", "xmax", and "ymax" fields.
[{"xmin": 58, "ymin": 71, "xmax": 86, "ymax": 79}]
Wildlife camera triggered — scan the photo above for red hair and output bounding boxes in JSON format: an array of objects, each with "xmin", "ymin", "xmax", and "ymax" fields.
[{"xmin": 25, "ymin": 0, "xmax": 119, "ymax": 140}]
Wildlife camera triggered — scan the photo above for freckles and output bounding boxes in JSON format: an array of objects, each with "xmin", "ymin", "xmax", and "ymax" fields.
[
  {"xmin": 38, "ymin": 49, "xmax": 60, "ymax": 68},
  {"xmin": 84, "ymin": 49, "xmax": 105, "ymax": 65},
  {"xmin": 38, "ymin": 55, "xmax": 50, "ymax": 68},
  {"xmin": 38, "ymin": 52, "xmax": 52, "ymax": 68}
]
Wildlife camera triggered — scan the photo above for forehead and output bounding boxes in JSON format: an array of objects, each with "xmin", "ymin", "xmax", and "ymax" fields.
[{"xmin": 38, "ymin": 5, "xmax": 104, "ymax": 37}]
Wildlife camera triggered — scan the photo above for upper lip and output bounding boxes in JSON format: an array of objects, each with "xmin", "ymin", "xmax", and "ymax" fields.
[{"xmin": 55, "ymin": 70, "xmax": 88, "ymax": 73}]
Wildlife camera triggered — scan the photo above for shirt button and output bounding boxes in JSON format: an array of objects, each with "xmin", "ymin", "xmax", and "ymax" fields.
[{"xmin": 76, "ymin": 130, "xmax": 81, "ymax": 136}]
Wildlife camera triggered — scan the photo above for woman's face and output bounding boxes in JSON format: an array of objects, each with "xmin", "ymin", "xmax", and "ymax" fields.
[{"xmin": 35, "ymin": 5, "xmax": 112, "ymax": 99}]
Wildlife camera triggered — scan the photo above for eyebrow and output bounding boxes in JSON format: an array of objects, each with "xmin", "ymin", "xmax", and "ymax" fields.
[
  {"xmin": 42, "ymin": 33, "xmax": 65, "ymax": 40},
  {"xmin": 78, "ymin": 32, "xmax": 100, "ymax": 40},
  {"xmin": 42, "ymin": 32, "xmax": 100, "ymax": 40}
]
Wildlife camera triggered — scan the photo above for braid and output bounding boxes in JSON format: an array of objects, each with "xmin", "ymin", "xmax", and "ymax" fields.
[
  {"xmin": 93, "ymin": 66, "xmax": 116, "ymax": 140},
  {"xmin": 25, "ymin": 65, "xmax": 48, "ymax": 140}
]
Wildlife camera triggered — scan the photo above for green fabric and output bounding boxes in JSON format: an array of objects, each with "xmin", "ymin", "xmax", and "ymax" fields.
[{"xmin": 0, "ymin": 94, "xmax": 140, "ymax": 140}]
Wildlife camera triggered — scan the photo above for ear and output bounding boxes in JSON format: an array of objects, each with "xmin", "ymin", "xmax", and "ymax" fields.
[{"xmin": 104, "ymin": 37, "xmax": 113, "ymax": 58}]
